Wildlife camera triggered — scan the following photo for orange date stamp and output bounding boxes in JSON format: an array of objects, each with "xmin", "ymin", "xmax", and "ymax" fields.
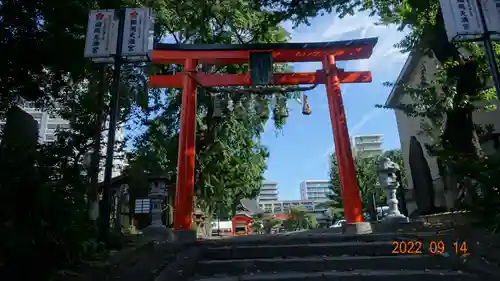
[{"xmin": 392, "ymin": 240, "xmax": 469, "ymax": 256}]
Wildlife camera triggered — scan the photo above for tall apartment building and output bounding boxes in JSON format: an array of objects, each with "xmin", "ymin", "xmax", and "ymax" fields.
[
  {"xmin": 256, "ymin": 181, "xmax": 279, "ymax": 202},
  {"xmin": 0, "ymin": 101, "xmax": 125, "ymax": 179},
  {"xmin": 299, "ymin": 180, "xmax": 332, "ymax": 202},
  {"xmin": 351, "ymin": 134, "xmax": 384, "ymax": 158}
]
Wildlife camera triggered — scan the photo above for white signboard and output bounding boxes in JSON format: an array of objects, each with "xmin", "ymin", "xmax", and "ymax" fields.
[
  {"xmin": 134, "ymin": 198, "xmax": 151, "ymax": 214},
  {"xmin": 480, "ymin": 0, "xmax": 500, "ymax": 40},
  {"xmin": 121, "ymin": 8, "xmax": 155, "ymax": 61},
  {"xmin": 84, "ymin": 10, "xmax": 119, "ymax": 60},
  {"xmin": 440, "ymin": 0, "xmax": 483, "ymax": 42}
]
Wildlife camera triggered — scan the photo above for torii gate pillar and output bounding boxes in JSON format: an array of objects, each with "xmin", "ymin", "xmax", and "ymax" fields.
[
  {"xmin": 323, "ymin": 55, "xmax": 363, "ymax": 223},
  {"xmin": 173, "ymin": 58, "xmax": 198, "ymax": 231}
]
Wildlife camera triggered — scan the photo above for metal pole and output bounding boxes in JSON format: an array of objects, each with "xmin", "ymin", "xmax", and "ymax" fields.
[
  {"xmin": 100, "ymin": 8, "xmax": 125, "ymax": 242},
  {"xmin": 475, "ymin": 0, "xmax": 500, "ymax": 100}
]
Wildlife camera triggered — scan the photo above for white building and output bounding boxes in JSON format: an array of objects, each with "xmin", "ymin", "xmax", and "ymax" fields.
[
  {"xmin": 300, "ymin": 180, "xmax": 332, "ymax": 202},
  {"xmin": 0, "ymin": 101, "xmax": 125, "ymax": 179},
  {"xmin": 258, "ymin": 199, "xmax": 331, "ymax": 225},
  {"xmin": 351, "ymin": 134, "xmax": 384, "ymax": 158},
  {"xmin": 385, "ymin": 51, "xmax": 500, "ymax": 212},
  {"xmin": 257, "ymin": 181, "xmax": 279, "ymax": 202},
  {"xmin": 258, "ymin": 199, "xmax": 316, "ymax": 213}
]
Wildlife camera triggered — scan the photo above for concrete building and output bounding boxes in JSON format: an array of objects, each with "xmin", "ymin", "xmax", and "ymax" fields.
[
  {"xmin": 0, "ymin": 101, "xmax": 126, "ymax": 179},
  {"xmin": 257, "ymin": 199, "xmax": 331, "ymax": 225},
  {"xmin": 256, "ymin": 181, "xmax": 279, "ymax": 202},
  {"xmin": 351, "ymin": 134, "xmax": 384, "ymax": 158},
  {"xmin": 385, "ymin": 51, "xmax": 500, "ymax": 213},
  {"xmin": 299, "ymin": 180, "xmax": 332, "ymax": 202},
  {"xmin": 258, "ymin": 199, "xmax": 316, "ymax": 213}
]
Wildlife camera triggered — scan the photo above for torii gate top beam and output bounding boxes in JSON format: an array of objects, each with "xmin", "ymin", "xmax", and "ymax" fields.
[{"xmin": 153, "ymin": 37, "xmax": 378, "ymax": 65}]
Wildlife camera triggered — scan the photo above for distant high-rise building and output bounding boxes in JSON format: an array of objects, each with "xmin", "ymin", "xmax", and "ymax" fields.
[
  {"xmin": 300, "ymin": 180, "xmax": 332, "ymax": 202},
  {"xmin": 0, "ymin": 100, "xmax": 125, "ymax": 179},
  {"xmin": 351, "ymin": 134, "xmax": 384, "ymax": 158},
  {"xmin": 257, "ymin": 181, "xmax": 279, "ymax": 202}
]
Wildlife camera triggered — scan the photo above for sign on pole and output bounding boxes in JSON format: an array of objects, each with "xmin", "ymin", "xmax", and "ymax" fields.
[
  {"xmin": 84, "ymin": 7, "xmax": 155, "ymax": 239},
  {"xmin": 121, "ymin": 8, "xmax": 155, "ymax": 62},
  {"xmin": 481, "ymin": 0, "xmax": 500, "ymax": 40},
  {"xmin": 440, "ymin": 0, "xmax": 500, "ymax": 42},
  {"xmin": 440, "ymin": 0, "xmax": 500, "ymax": 104},
  {"xmin": 134, "ymin": 199, "xmax": 151, "ymax": 214},
  {"xmin": 84, "ymin": 10, "xmax": 119, "ymax": 62},
  {"xmin": 439, "ymin": 0, "xmax": 483, "ymax": 42}
]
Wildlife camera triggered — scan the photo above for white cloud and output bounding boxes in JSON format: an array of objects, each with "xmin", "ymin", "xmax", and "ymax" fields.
[
  {"xmin": 289, "ymin": 12, "xmax": 407, "ymax": 73},
  {"xmin": 321, "ymin": 12, "xmax": 380, "ymax": 40},
  {"xmin": 318, "ymin": 108, "xmax": 384, "ymax": 159},
  {"xmin": 350, "ymin": 108, "xmax": 382, "ymax": 136}
]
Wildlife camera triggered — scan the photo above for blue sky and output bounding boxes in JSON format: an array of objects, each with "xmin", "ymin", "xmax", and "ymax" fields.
[{"xmin": 262, "ymin": 12, "xmax": 409, "ymax": 200}]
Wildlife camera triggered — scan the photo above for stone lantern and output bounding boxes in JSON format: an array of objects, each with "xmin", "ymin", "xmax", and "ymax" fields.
[
  {"xmin": 377, "ymin": 157, "xmax": 409, "ymax": 223},
  {"xmin": 145, "ymin": 180, "xmax": 167, "ymax": 230}
]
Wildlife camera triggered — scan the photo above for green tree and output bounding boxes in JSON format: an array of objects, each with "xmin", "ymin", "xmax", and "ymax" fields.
[
  {"xmin": 1, "ymin": 3, "xmax": 139, "ymax": 280},
  {"xmin": 328, "ymin": 153, "xmax": 386, "ymax": 213},
  {"xmin": 283, "ymin": 206, "xmax": 318, "ymax": 230},
  {"xmin": 124, "ymin": 0, "xmax": 298, "ymax": 237},
  {"xmin": 262, "ymin": 217, "xmax": 282, "ymax": 234}
]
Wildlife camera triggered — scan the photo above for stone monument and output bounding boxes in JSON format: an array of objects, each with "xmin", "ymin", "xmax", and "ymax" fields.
[
  {"xmin": 118, "ymin": 184, "xmax": 130, "ymax": 230},
  {"xmin": 409, "ymin": 136, "xmax": 436, "ymax": 216},
  {"xmin": 377, "ymin": 157, "xmax": 409, "ymax": 223}
]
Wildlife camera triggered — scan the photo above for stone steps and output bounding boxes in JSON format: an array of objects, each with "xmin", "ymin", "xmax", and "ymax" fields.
[
  {"xmin": 194, "ymin": 270, "xmax": 476, "ymax": 281},
  {"xmin": 202, "ymin": 241, "xmax": 397, "ymax": 259},
  {"xmin": 200, "ymin": 232, "xmax": 433, "ymax": 246},
  {"xmin": 191, "ymin": 232, "xmax": 483, "ymax": 281},
  {"xmin": 197, "ymin": 255, "xmax": 456, "ymax": 275}
]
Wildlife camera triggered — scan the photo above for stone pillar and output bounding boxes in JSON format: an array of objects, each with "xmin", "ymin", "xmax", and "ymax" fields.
[
  {"xmin": 120, "ymin": 184, "xmax": 130, "ymax": 230},
  {"xmin": 166, "ymin": 188, "xmax": 174, "ymax": 226},
  {"xmin": 377, "ymin": 157, "xmax": 409, "ymax": 223}
]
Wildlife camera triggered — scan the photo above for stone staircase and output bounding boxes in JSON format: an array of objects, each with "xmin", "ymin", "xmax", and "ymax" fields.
[{"xmin": 190, "ymin": 232, "xmax": 487, "ymax": 281}]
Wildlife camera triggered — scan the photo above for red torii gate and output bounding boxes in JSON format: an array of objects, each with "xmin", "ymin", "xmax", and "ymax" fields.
[{"xmin": 148, "ymin": 38, "xmax": 378, "ymax": 231}]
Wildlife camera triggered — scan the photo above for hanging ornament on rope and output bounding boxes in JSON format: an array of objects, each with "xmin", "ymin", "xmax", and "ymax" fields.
[{"xmin": 302, "ymin": 94, "xmax": 312, "ymax": 115}]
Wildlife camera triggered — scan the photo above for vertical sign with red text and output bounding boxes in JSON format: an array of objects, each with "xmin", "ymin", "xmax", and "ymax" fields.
[
  {"xmin": 121, "ymin": 8, "xmax": 155, "ymax": 61},
  {"xmin": 84, "ymin": 10, "xmax": 119, "ymax": 61},
  {"xmin": 440, "ymin": 0, "xmax": 500, "ymax": 42}
]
